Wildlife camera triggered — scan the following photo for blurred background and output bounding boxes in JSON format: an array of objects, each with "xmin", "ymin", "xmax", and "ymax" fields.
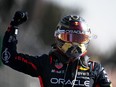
[{"xmin": 0, "ymin": 0, "xmax": 116, "ymax": 87}]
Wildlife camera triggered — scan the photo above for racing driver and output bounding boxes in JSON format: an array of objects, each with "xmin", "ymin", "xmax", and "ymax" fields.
[{"xmin": 1, "ymin": 11, "xmax": 112, "ymax": 87}]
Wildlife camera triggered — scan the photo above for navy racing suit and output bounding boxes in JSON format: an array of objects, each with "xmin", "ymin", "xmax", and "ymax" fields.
[{"xmin": 1, "ymin": 25, "xmax": 112, "ymax": 87}]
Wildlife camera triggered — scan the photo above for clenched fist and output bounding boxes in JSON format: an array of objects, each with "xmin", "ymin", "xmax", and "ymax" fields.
[{"xmin": 10, "ymin": 11, "xmax": 28, "ymax": 26}]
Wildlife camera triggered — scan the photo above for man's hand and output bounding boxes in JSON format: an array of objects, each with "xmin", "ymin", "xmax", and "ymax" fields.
[{"xmin": 10, "ymin": 11, "xmax": 28, "ymax": 26}]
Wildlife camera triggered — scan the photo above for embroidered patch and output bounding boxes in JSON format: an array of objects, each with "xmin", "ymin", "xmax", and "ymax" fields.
[
  {"xmin": 2, "ymin": 48, "xmax": 11, "ymax": 63},
  {"xmin": 55, "ymin": 62, "xmax": 63, "ymax": 69}
]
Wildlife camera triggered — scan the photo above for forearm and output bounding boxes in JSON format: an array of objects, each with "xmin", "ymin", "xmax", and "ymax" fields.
[
  {"xmin": 2, "ymin": 11, "xmax": 28, "ymax": 64},
  {"xmin": 1, "ymin": 11, "xmax": 40, "ymax": 77},
  {"xmin": 2, "ymin": 25, "xmax": 18, "ymax": 65}
]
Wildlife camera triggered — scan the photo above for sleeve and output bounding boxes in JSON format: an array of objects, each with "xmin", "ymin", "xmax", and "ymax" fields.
[
  {"xmin": 95, "ymin": 63, "xmax": 112, "ymax": 87},
  {"xmin": 1, "ymin": 26, "xmax": 47, "ymax": 77}
]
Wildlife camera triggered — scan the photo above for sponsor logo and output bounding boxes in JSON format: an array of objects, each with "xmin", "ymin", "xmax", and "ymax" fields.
[
  {"xmin": 74, "ymin": 22, "xmax": 79, "ymax": 26},
  {"xmin": 51, "ymin": 69, "xmax": 65, "ymax": 74},
  {"xmin": 58, "ymin": 29, "xmax": 84, "ymax": 34},
  {"xmin": 65, "ymin": 30, "xmax": 83, "ymax": 34},
  {"xmin": 55, "ymin": 62, "xmax": 63, "ymax": 69},
  {"xmin": 50, "ymin": 78, "xmax": 90, "ymax": 86},
  {"xmin": 77, "ymin": 72, "xmax": 89, "ymax": 76},
  {"xmin": 2, "ymin": 48, "xmax": 11, "ymax": 63}
]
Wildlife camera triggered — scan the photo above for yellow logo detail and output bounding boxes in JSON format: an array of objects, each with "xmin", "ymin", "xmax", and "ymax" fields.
[
  {"xmin": 75, "ymin": 22, "xmax": 79, "ymax": 26},
  {"xmin": 79, "ymin": 66, "xmax": 89, "ymax": 71}
]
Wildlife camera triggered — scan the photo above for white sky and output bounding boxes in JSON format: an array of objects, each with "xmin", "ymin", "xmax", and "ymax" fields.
[{"xmin": 45, "ymin": 0, "xmax": 116, "ymax": 55}]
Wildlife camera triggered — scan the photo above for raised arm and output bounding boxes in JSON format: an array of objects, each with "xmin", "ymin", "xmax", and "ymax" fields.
[{"xmin": 1, "ymin": 11, "xmax": 46, "ymax": 77}]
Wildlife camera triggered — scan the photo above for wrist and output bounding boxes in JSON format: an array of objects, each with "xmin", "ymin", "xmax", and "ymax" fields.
[
  {"xmin": 7, "ymin": 25, "xmax": 19, "ymax": 34},
  {"xmin": 10, "ymin": 20, "xmax": 19, "ymax": 26}
]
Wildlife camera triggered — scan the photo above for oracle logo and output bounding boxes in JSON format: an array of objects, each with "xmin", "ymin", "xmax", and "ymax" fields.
[{"xmin": 50, "ymin": 78, "xmax": 90, "ymax": 87}]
